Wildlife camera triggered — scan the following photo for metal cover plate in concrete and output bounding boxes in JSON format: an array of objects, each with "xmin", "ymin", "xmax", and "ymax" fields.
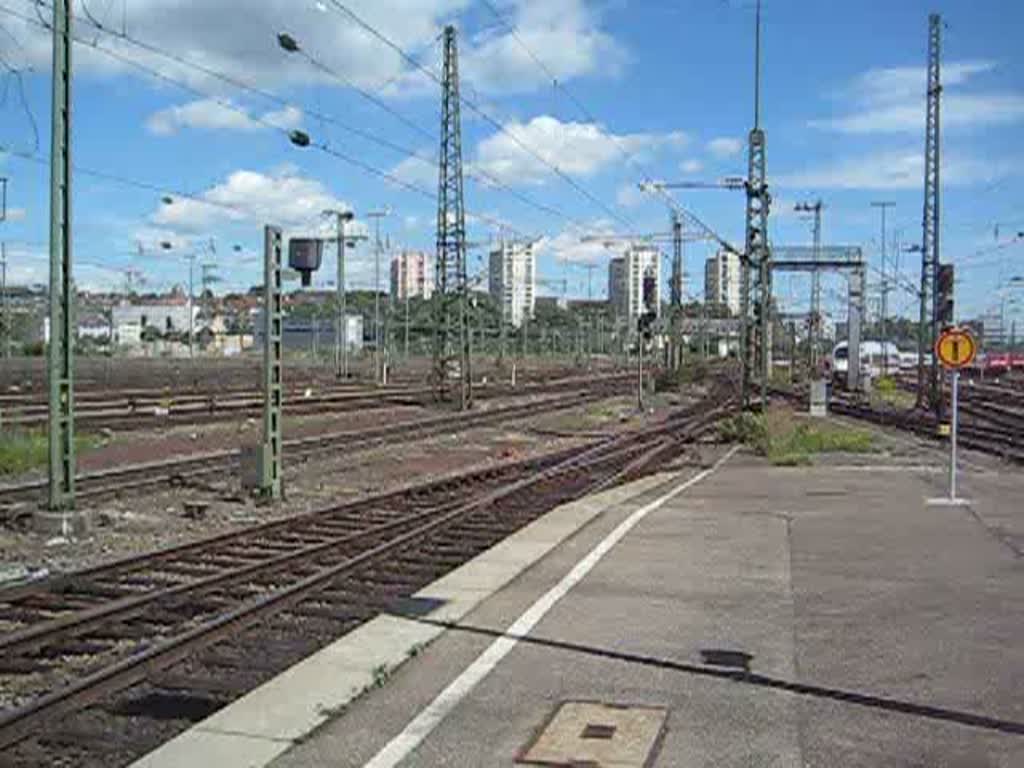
[{"xmin": 519, "ymin": 701, "xmax": 667, "ymax": 767}]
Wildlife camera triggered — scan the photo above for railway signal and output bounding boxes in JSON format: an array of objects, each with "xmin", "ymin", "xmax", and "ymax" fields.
[
  {"xmin": 931, "ymin": 327, "xmax": 976, "ymax": 506},
  {"xmin": 937, "ymin": 263, "xmax": 955, "ymax": 328}
]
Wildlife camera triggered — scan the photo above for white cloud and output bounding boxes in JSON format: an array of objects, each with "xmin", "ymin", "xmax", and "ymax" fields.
[
  {"xmin": 616, "ymin": 183, "xmax": 644, "ymax": 208},
  {"xmin": 1, "ymin": 245, "xmax": 123, "ymax": 292},
  {"xmin": 533, "ymin": 220, "xmax": 619, "ymax": 265},
  {"xmin": 473, "ymin": 115, "xmax": 688, "ymax": 185},
  {"xmin": 390, "ymin": 153, "xmax": 437, "ymax": 189},
  {"xmin": 4, "ymin": 207, "xmax": 27, "ymax": 222},
  {"xmin": 262, "ymin": 106, "xmax": 304, "ymax": 131},
  {"xmin": 706, "ymin": 137, "xmax": 743, "ymax": 158},
  {"xmin": 146, "ymin": 99, "xmax": 303, "ymax": 135},
  {"xmin": 679, "ymin": 159, "xmax": 703, "ymax": 174},
  {"xmin": 845, "ymin": 61, "xmax": 995, "ymax": 104},
  {"xmin": 150, "ymin": 168, "xmax": 349, "ymax": 232},
  {"xmin": 462, "ymin": 0, "xmax": 626, "ymax": 93},
  {"xmin": 775, "ymin": 149, "xmax": 1009, "ymax": 191},
  {"xmin": 5, "ymin": 0, "xmax": 620, "ymax": 98},
  {"xmin": 810, "ymin": 60, "xmax": 1024, "ymax": 133},
  {"xmin": 812, "ymin": 93, "xmax": 1024, "ymax": 134}
]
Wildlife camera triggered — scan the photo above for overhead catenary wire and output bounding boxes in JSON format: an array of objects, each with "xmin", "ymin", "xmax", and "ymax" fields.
[
  {"xmin": 2, "ymin": 2, "xmax": 433, "ymax": 163},
  {"xmin": 322, "ymin": 0, "xmax": 636, "ymax": 231},
  {"xmin": 287, "ymin": 34, "xmax": 585, "ymax": 228},
  {"xmin": 478, "ymin": 0, "xmax": 741, "ymax": 254},
  {"xmin": 11, "ymin": 1, "xmax": 585, "ymax": 234},
  {"xmin": 0, "ymin": 3, "xmax": 537, "ymax": 241}
]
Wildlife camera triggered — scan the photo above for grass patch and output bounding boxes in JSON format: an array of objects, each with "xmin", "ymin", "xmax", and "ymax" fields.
[
  {"xmin": 872, "ymin": 376, "xmax": 916, "ymax": 409},
  {"xmin": 718, "ymin": 412, "xmax": 769, "ymax": 454},
  {"xmin": 0, "ymin": 430, "xmax": 102, "ymax": 476},
  {"xmin": 719, "ymin": 409, "xmax": 876, "ymax": 465}
]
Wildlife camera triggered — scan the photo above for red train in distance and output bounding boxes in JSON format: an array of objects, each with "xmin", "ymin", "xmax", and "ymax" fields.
[{"xmin": 963, "ymin": 352, "xmax": 1024, "ymax": 377}]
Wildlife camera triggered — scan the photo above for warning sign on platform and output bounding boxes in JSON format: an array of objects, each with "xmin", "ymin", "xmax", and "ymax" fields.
[{"xmin": 935, "ymin": 328, "xmax": 976, "ymax": 369}]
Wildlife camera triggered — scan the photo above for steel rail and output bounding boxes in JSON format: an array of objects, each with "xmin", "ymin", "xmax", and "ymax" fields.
[{"xmin": 0, "ymin": 404, "xmax": 726, "ymax": 750}]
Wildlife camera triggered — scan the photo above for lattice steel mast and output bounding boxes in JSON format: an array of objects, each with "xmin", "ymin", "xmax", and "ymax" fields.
[
  {"xmin": 433, "ymin": 25, "xmax": 471, "ymax": 409},
  {"xmin": 670, "ymin": 211, "xmax": 683, "ymax": 370},
  {"xmin": 742, "ymin": 0, "xmax": 771, "ymax": 409},
  {"xmin": 48, "ymin": 0, "xmax": 75, "ymax": 511},
  {"xmin": 919, "ymin": 13, "xmax": 942, "ymax": 416}
]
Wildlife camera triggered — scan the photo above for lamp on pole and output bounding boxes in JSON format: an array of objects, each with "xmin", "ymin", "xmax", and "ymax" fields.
[
  {"xmin": 366, "ymin": 207, "xmax": 391, "ymax": 383},
  {"xmin": 871, "ymin": 201, "xmax": 896, "ymax": 375},
  {"xmin": 159, "ymin": 200, "xmax": 215, "ymax": 359},
  {"xmin": 322, "ymin": 209, "xmax": 359, "ymax": 378},
  {"xmin": 794, "ymin": 200, "xmax": 824, "ymax": 373}
]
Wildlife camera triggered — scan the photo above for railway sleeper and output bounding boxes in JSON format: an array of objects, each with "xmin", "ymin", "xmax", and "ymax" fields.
[
  {"xmin": 147, "ymin": 671, "xmax": 255, "ymax": 699},
  {"xmin": 32, "ymin": 640, "xmax": 112, "ymax": 659}
]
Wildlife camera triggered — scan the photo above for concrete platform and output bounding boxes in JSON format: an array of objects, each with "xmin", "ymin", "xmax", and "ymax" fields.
[
  {"xmin": 134, "ymin": 436, "xmax": 1024, "ymax": 767},
  {"xmin": 130, "ymin": 464, "xmax": 698, "ymax": 768}
]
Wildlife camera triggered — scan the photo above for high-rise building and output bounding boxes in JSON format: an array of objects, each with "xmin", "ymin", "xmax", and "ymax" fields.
[
  {"xmin": 390, "ymin": 250, "xmax": 434, "ymax": 301},
  {"xmin": 704, "ymin": 249, "xmax": 742, "ymax": 315},
  {"xmin": 608, "ymin": 257, "xmax": 626, "ymax": 317},
  {"xmin": 488, "ymin": 241, "xmax": 535, "ymax": 328},
  {"xmin": 608, "ymin": 246, "xmax": 661, "ymax": 319}
]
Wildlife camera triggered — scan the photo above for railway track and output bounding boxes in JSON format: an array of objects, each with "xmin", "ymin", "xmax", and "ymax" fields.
[
  {"xmin": 0, "ymin": 396, "xmax": 730, "ymax": 767},
  {"xmin": 0, "ymin": 384, "xmax": 421, "ymax": 431},
  {"xmin": 776, "ymin": 387, "xmax": 1024, "ymax": 463},
  {"xmin": 0, "ymin": 378, "xmax": 632, "ymax": 507},
  {"xmin": 0, "ymin": 371, "xmax": 627, "ymax": 432}
]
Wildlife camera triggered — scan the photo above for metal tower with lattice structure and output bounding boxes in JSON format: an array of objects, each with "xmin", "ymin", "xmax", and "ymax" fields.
[
  {"xmin": 741, "ymin": 0, "xmax": 771, "ymax": 409},
  {"xmin": 433, "ymin": 25, "xmax": 472, "ymax": 409},
  {"xmin": 668, "ymin": 212, "xmax": 684, "ymax": 371},
  {"xmin": 48, "ymin": 0, "xmax": 75, "ymax": 511},
  {"xmin": 919, "ymin": 13, "xmax": 942, "ymax": 416}
]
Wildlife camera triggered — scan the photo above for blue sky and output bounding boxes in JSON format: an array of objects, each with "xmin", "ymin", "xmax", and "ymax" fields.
[{"xmin": 0, "ymin": 0, "xmax": 1021, "ymax": 330}]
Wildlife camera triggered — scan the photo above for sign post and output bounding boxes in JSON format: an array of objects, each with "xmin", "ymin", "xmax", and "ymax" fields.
[{"xmin": 931, "ymin": 328, "xmax": 976, "ymax": 505}]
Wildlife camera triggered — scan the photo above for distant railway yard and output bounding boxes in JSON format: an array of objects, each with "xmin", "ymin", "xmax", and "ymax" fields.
[
  {"xmin": 0, "ymin": 353, "xmax": 732, "ymax": 765},
  {"xmin": 0, "ymin": 350, "xmax": 1020, "ymax": 766},
  {"xmin": 1, "ymin": 3, "xmax": 1022, "ymax": 761}
]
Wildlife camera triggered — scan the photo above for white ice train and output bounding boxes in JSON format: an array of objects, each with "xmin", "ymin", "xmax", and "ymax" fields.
[{"xmin": 827, "ymin": 341, "xmax": 905, "ymax": 385}]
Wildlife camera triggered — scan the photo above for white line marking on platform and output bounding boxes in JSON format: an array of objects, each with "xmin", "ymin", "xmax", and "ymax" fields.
[{"xmin": 362, "ymin": 446, "xmax": 739, "ymax": 768}]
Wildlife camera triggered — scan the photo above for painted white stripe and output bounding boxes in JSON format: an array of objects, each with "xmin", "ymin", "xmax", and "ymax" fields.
[{"xmin": 363, "ymin": 446, "xmax": 739, "ymax": 768}]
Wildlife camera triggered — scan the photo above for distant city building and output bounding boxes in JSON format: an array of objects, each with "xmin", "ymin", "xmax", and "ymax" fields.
[
  {"xmin": 111, "ymin": 302, "xmax": 198, "ymax": 344},
  {"xmin": 254, "ymin": 311, "xmax": 364, "ymax": 352},
  {"xmin": 488, "ymin": 241, "xmax": 535, "ymax": 328},
  {"xmin": 390, "ymin": 250, "xmax": 434, "ymax": 301},
  {"xmin": 608, "ymin": 245, "xmax": 661, "ymax": 319},
  {"xmin": 607, "ymin": 258, "xmax": 626, "ymax": 317},
  {"xmin": 704, "ymin": 249, "xmax": 742, "ymax": 315}
]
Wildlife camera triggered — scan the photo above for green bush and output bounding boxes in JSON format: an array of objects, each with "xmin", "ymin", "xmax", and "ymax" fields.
[
  {"xmin": 718, "ymin": 410, "xmax": 874, "ymax": 465},
  {"xmin": 718, "ymin": 412, "xmax": 769, "ymax": 453},
  {"xmin": 875, "ymin": 376, "xmax": 897, "ymax": 395}
]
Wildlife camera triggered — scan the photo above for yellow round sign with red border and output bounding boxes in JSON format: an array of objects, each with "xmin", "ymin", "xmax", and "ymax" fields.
[{"xmin": 935, "ymin": 328, "xmax": 977, "ymax": 369}]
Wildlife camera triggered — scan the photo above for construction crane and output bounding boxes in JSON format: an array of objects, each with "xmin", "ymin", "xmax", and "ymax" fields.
[{"xmin": 639, "ymin": 177, "xmax": 747, "ymax": 192}]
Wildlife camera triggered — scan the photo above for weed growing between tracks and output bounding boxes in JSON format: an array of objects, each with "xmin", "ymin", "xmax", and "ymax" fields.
[
  {"xmin": 0, "ymin": 430, "xmax": 102, "ymax": 476},
  {"xmin": 872, "ymin": 376, "xmax": 916, "ymax": 409},
  {"xmin": 720, "ymin": 408, "xmax": 876, "ymax": 465}
]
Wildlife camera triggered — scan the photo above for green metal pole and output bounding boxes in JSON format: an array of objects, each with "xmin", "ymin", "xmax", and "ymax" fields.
[
  {"xmin": 1, "ymin": 243, "xmax": 8, "ymax": 359},
  {"xmin": 261, "ymin": 225, "xmax": 283, "ymax": 500},
  {"xmin": 48, "ymin": 0, "xmax": 74, "ymax": 511}
]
